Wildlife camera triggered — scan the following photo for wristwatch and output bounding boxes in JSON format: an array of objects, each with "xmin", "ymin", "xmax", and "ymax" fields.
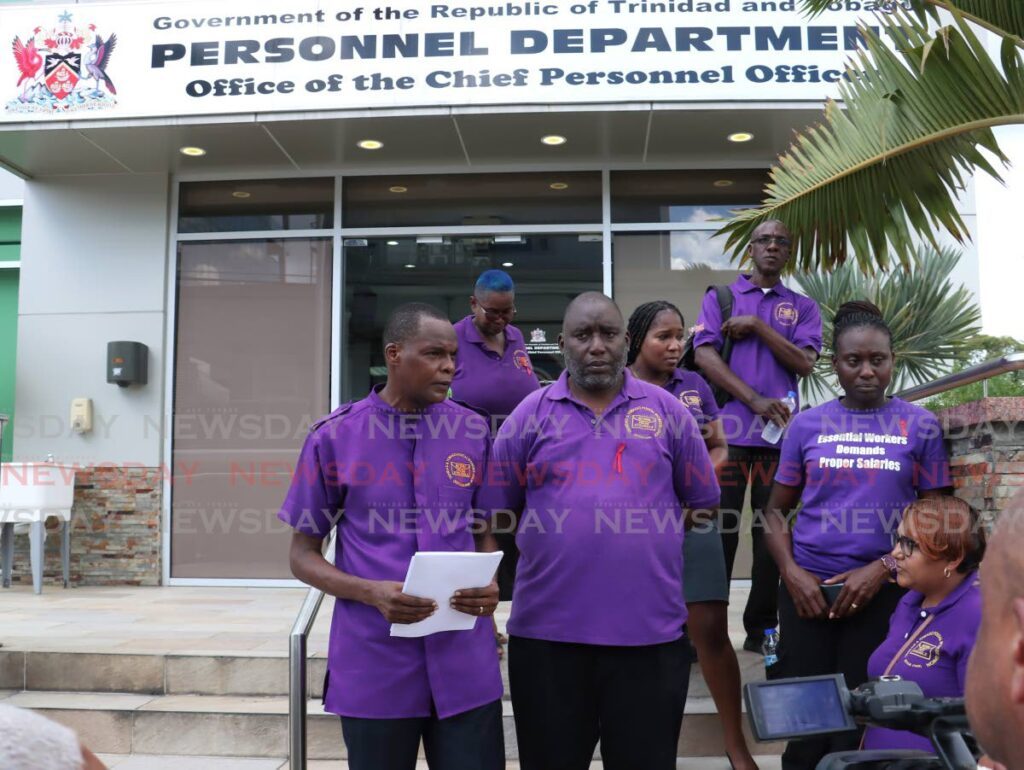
[{"xmin": 880, "ymin": 554, "xmax": 897, "ymax": 573}]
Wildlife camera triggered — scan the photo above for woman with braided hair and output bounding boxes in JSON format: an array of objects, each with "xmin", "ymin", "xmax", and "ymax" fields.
[
  {"xmin": 626, "ymin": 300, "xmax": 759, "ymax": 770},
  {"xmin": 763, "ymin": 300, "xmax": 953, "ymax": 770}
]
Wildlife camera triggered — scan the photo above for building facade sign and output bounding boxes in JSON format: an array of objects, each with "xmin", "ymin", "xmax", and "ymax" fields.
[{"xmin": 0, "ymin": 0, "xmax": 906, "ymax": 123}]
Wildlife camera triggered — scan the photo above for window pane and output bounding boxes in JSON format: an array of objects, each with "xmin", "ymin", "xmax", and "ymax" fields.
[
  {"xmin": 172, "ymin": 238, "xmax": 332, "ymax": 579},
  {"xmin": 613, "ymin": 232, "xmax": 741, "ymax": 331},
  {"xmin": 343, "ymin": 172, "xmax": 601, "ymax": 228},
  {"xmin": 343, "ymin": 234, "xmax": 602, "ymax": 400},
  {"xmin": 611, "ymin": 170, "xmax": 766, "ymax": 224},
  {"xmin": 179, "ymin": 178, "xmax": 334, "ymax": 233}
]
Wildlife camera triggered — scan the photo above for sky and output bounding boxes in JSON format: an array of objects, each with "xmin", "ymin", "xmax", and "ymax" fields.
[{"xmin": 975, "ymin": 125, "xmax": 1024, "ymax": 340}]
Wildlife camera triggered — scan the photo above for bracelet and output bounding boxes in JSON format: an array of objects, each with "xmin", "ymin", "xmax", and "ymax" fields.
[{"xmin": 880, "ymin": 554, "xmax": 897, "ymax": 573}]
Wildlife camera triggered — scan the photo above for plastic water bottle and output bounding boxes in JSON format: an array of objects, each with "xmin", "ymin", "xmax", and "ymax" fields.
[
  {"xmin": 762, "ymin": 627, "xmax": 780, "ymax": 673},
  {"xmin": 761, "ymin": 391, "xmax": 797, "ymax": 444}
]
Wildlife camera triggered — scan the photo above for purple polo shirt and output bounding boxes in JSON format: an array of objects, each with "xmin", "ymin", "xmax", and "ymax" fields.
[
  {"xmin": 450, "ymin": 316, "xmax": 541, "ymax": 422},
  {"xmin": 277, "ymin": 389, "xmax": 503, "ymax": 719},
  {"xmin": 692, "ymin": 275, "xmax": 822, "ymax": 448},
  {"xmin": 775, "ymin": 398, "xmax": 951, "ymax": 580},
  {"xmin": 480, "ymin": 369, "xmax": 721, "ymax": 646},
  {"xmin": 662, "ymin": 369, "xmax": 721, "ymax": 427},
  {"xmin": 864, "ymin": 572, "xmax": 981, "ymax": 752}
]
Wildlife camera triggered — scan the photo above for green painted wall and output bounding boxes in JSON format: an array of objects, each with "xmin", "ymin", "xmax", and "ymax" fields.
[{"xmin": 0, "ymin": 208, "xmax": 21, "ymax": 461}]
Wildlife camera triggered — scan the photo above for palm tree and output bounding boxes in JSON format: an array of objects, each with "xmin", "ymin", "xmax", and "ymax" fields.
[
  {"xmin": 796, "ymin": 245, "xmax": 981, "ymax": 401},
  {"xmin": 717, "ymin": 2, "xmax": 1024, "ymax": 274}
]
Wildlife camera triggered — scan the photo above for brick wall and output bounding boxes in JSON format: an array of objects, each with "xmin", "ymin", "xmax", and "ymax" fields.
[
  {"xmin": 940, "ymin": 397, "xmax": 1024, "ymax": 528},
  {"xmin": 6, "ymin": 465, "xmax": 161, "ymax": 587}
]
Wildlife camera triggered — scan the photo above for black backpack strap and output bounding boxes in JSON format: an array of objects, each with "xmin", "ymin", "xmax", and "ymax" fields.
[{"xmin": 715, "ymin": 284, "xmax": 734, "ymax": 367}]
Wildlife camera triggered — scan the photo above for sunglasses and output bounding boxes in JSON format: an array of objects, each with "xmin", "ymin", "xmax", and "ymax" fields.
[{"xmin": 751, "ymin": 235, "xmax": 792, "ymax": 248}]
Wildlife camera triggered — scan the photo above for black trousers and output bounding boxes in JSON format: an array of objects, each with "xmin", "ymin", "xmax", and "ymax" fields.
[
  {"xmin": 719, "ymin": 444, "xmax": 781, "ymax": 639},
  {"xmin": 509, "ymin": 634, "xmax": 691, "ymax": 770},
  {"xmin": 493, "ymin": 528, "xmax": 519, "ymax": 602},
  {"xmin": 340, "ymin": 699, "xmax": 504, "ymax": 770},
  {"xmin": 775, "ymin": 581, "xmax": 906, "ymax": 770}
]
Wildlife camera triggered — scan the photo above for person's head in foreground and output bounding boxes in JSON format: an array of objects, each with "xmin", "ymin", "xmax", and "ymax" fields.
[
  {"xmin": 891, "ymin": 496, "xmax": 985, "ymax": 599},
  {"xmin": 0, "ymin": 704, "xmax": 106, "ymax": 770},
  {"xmin": 967, "ymin": 487, "xmax": 1024, "ymax": 769}
]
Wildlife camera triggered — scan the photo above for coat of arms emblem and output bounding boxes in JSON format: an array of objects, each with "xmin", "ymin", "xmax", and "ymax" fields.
[{"xmin": 8, "ymin": 11, "xmax": 117, "ymax": 114}]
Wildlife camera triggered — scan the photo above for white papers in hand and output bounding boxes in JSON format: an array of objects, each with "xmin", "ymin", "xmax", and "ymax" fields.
[{"xmin": 389, "ymin": 551, "xmax": 503, "ymax": 638}]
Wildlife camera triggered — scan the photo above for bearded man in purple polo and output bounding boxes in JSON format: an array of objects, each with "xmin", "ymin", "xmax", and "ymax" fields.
[
  {"xmin": 482, "ymin": 292, "xmax": 720, "ymax": 770},
  {"xmin": 278, "ymin": 303, "xmax": 503, "ymax": 770}
]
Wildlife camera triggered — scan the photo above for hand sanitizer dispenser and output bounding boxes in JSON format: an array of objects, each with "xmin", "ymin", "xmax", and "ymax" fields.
[
  {"xmin": 70, "ymin": 398, "xmax": 93, "ymax": 434},
  {"xmin": 107, "ymin": 341, "xmax": 148, "ymax": 387}
]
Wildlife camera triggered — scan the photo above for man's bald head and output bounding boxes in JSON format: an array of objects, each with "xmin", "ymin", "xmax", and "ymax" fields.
[
  {"xmin": 966, "ymin": 488, "xmax": 1024, "ymax": 768},
  {"xmin": 562, "ymin": 291, "xmax": 622, "ymax": 331}
]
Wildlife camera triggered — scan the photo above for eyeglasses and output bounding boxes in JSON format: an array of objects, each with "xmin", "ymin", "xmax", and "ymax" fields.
[
  {"xmin": 891, "ymin": 532, "xmax": 919, "ymax": 557},
  {"xmin": 751, "ymin": 235, "xmax": 792, "ymax": 248},
  {"xmin": 475, "ymin": 302, "xmax": 516, "ymax": 320}
]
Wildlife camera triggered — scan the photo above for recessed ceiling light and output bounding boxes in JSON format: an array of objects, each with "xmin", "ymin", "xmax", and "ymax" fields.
[
  {"xmin": 387, "ymin": 240, "xmax": 399, "ymax": 246},
  {"xmin": 389, "ymin": 185, "xmax": 408, "ymax": 193},
  {"xmin": 502, "ymin": 262, "xmax": 514, "ymax": 267},
  {"xmin": 231, "ymin": 191, "xmax": 251, "ymax": 198},
  {"xmin": 713, "ymin": 180, "xmax": 734, "ymax": 187},
  {"xmin": 541, "ymin": 135, "xmax": 567, "ymax": 146},
  {"xmin": 727, "ymin": 132, "xmax": 754, "ymax": 143},
  {"xmin": 179, "ymin": 146, "xmax": 206, "ymax": 157},
  {"xmin": 549, "ymin": 182, "xmax": 569, "ymax": 190},
  {"xmin": 357, "ymin": 139, "xmax": 383, "ymax": 150},
  {"xmin": 404, "ymin": 263, "xmax": 416, "ymax": 269}
]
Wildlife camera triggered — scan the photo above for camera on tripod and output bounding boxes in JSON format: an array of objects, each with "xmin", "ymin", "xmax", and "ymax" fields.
[{"xmin": 743, "ymin": 674, "xmax": 979, "ymax": 769}]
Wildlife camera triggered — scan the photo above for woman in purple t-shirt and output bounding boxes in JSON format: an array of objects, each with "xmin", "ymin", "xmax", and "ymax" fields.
[
  {"xmin": 863, "ymin": 495, "xmax": 985, "ymax": 753},
  {"xmin": 627, "ymin": 300, "xmax": 759, "ymax": 770},
  {"xmin": 763, "ymin": 301, "xmax": 952, "ymax": 770}
]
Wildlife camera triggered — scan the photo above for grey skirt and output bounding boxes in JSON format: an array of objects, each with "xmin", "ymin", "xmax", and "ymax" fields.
[{"xmin": 683, "ymin": 526, "xmax": 730, "ymax": 604}]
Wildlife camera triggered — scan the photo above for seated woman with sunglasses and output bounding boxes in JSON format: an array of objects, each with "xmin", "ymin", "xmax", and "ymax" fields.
[
  {"xmin": 862, "ymin": 495, "xmax": 985, "ymax": 753},
  {"xmin": 763, "ymin": 301, "xmax": 952, "ymax": 770}
]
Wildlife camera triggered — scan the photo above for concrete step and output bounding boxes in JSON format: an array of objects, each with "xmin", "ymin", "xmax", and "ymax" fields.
[
  {"xmin": 0, "ymin": 689, "xmax": 785, "ymax": 760},
  {"xmin": 0, "ymin": 645, "xmax": 767, "ymax": 699}
]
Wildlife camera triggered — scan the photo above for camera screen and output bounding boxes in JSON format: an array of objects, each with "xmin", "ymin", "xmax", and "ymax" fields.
[{"xmin": 751, "ymin": 678, "xmax": 852, "ymax": 740}]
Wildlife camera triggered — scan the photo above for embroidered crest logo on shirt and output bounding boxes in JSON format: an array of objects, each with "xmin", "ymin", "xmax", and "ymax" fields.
[
  {"xmin": 445, "ymin": 453, "xmax": 476, "ymax": 488},
  {"xmin": 903, "ymin": 631, "xmax": 944, "ymax": 668},
  {"xmin": 679, "ymin": 390, "xmax": 702, "ymax": 409},
  {"xmin": 624, "ymin": 406, "xmax": 664, "ymax": 439},
  {"xmin": 513, "ymin": 349, "xmax": 533, "ymax": 376},
  {"xmin": 774, "ymin": 302, "xmax": 799, "ymax": 327}
]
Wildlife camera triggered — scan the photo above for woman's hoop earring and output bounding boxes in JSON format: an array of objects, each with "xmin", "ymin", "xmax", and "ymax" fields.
[{"xmin": 943, "ymin": 566, "xmax": 952, "ymax": 579}]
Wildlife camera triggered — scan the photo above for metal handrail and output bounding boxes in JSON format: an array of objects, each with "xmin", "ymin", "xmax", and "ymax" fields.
[
  {"xmin": 896, "ymin": 352, "xmax": 1024, "ymax": 402},
  {"xmin": 288, "ymin": 531, "xmax": 335, "ymax": 770}
]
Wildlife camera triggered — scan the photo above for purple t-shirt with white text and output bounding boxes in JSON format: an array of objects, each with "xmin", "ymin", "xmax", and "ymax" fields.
[
  {"xmin": 479, "ymin": 370, "xmax": 720, "ymax": 646},
  {"xmin": 693, "ymin": 275, "xmax": 821, "ymax": 448},
  {"xmin": 775, "ymin": 398, "xmax": 951, "ymax": 580}
]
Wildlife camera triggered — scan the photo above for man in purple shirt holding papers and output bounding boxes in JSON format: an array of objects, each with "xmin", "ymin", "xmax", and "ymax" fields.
[
  {"xmin": 482, "ymin": 292, "xmax": 720, "ymax": 770},
  {"xmin": 693, "ymin": 219, "xmax": 822, "ymax": 652},
  {"xmin": 278, "ymin": 303, "xmax": 503, "ymax": 770}
]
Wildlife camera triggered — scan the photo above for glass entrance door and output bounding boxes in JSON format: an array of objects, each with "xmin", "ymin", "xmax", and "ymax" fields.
[{"xmin": 342, "ymin": 234, "xmax": 603, "ymax": 401}]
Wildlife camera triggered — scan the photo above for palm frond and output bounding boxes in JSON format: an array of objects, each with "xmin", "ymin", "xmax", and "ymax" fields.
[
  {"xmin": 800, "ymin": 0, "xmax": 1024, "ymax": 43},
  {"xmin": 717, "ymin": 8, "xmax": 1023, "ymax": 274},
  {"xmin": 797, "ymin": 245, "xmax": 981, "ymax": 401}
]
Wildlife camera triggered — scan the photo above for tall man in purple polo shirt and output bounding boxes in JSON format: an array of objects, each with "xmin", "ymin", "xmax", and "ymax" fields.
[
  {"xmin": 693, "ymin": 219, "xmax": 822, "ymax": 652},
  {"xmin": 279, "ymin": 303, "xmax": 504, "ymax": 770},
  {"xmin": 451, "ymin": 269, "xmax": 541, "ymax": 606},
  {"xmin": 482, "ymin": 292, "xmax": 721, "ymax": 770}
]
